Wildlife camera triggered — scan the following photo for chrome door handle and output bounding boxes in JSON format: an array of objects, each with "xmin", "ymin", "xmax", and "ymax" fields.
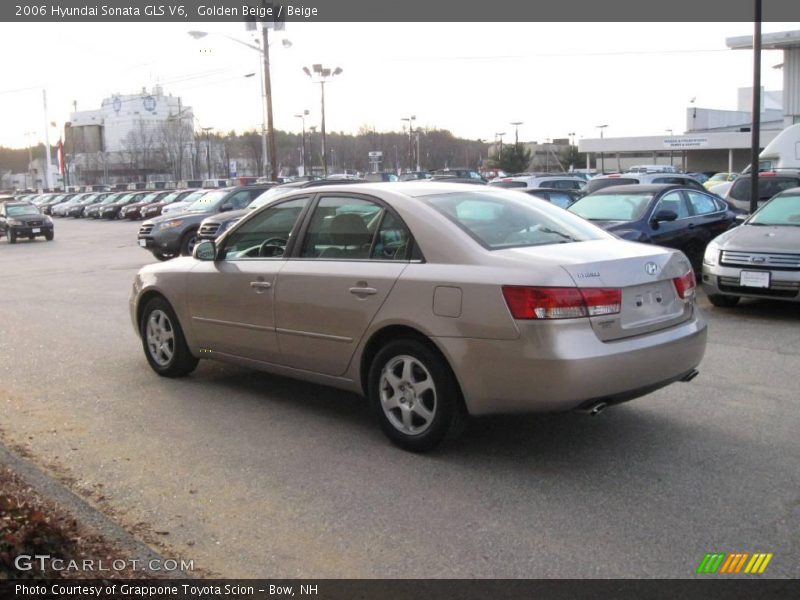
[
  {"xmin": 349, "ymin": 286, "xmax": 377, "ymax": 296},
  {"xmin": 250, "ymin": 281, "xmax": 272, "ymax": 290}
]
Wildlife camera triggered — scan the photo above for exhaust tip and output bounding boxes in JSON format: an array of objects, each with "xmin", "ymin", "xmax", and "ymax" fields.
[
  {"xmin": 579, "ymin": 401, "xmax": 608, "ymax": 416},
  {"xmin": 681, "ymin": 369, "xmax": 699, "ymax": 383}
]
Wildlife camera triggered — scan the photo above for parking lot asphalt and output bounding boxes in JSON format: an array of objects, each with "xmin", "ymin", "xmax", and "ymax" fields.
[{"xmin": 0, "ymin": 217, "xmax": 798, "ymax": 578}]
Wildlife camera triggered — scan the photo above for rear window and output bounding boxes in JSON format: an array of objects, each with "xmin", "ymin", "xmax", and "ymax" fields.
[
  {"xmin": 489, "ymin": 181, "xmax": 527, "ymax": 188},
  {"xmin": 729, "ymin": 177, "xmax": 800, "ymax": 203},
  {"xmin": 584, "ymin": 178, "xmax": 638, "ymax": 194},
  {"xmin": 424, "ymin": 189, "xmax": 607, "ymax": 250}
]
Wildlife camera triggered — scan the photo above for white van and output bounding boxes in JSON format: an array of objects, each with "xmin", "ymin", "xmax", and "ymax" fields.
[
  {"xmin": 627, "ymin": 165, "xmax": 680, "ymax": 174},
  {"xmin": 754, "ymin": 123, "xmax": 800, "ymax": 171}
]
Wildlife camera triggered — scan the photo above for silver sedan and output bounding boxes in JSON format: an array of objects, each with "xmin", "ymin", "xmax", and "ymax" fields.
[
  {"xmin": 130, "ymin": 183, "xmax": 707, "ymax": 452},
  {"xmin": 702, "ymin": 187, "xmax": 800, "ymax": 306}
]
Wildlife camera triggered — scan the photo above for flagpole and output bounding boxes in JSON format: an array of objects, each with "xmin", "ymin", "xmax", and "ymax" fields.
[{"xmin": 42, "ymin": 89, "xmax": 52, "ymax": 190}]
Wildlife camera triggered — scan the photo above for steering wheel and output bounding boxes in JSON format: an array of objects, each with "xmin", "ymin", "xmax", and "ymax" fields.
[{"xmin": 258, "ymin": 237, "xmax": 288, "ymax": 257}]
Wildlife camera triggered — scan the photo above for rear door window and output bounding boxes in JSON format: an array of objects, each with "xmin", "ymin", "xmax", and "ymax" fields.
[{"xmin": 686, "ymin": 191, "xmax": 720, "ymax": 215}]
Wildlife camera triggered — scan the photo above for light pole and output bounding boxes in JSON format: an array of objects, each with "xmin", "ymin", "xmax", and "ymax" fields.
[
  {"xmin": 188, "ymin": 30, "xmax": 291, "ymax": 181},
  {"xmin": 309, "ymin": 125, "xmax": 317, "ymax": 173},
  {"xmin": 596, "ymin": 124, "xmax": 608, "ymax": 173},
  {"xmin": 25, "ymin": 131, "xmax": 35, "ymax": 189},
  {"xmin": 545, "ymin": 138, "xmax": 551, "ymax": 172},
  {"xmin": 510, "ymin": 121, "xmax": 523, "ymax": 145},
  {"xmin": 495, "ymin": 132, "xmax": 506, "ymax": 163},
  {"xmin": 294, "ymin": 109, "xmax": 309, "ymax": 175},
  {"xmin": 201, "ymin": 127, "xmax": 213, "ymax": 179},
  {"xmin": 303, "ymin": 64, "xmax": 343, "ymax": 177},
  {"xmin": 401, "ymin": 115, "xmax": 416, "ymax": 171},
  {"xmin": 666, "ymin": 129, "xmax": 674, "ymax": 166},
  {"xmin": 567, "ymin": 132, "xmax": 576, "ymax": 170}
]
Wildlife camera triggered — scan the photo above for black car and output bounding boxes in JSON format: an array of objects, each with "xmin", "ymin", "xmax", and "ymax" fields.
[
  {"xmin": 568, "ymin": 184, "xmax": 737, "ymax": 271},
  {"xmin": 197, "ymin": 179, "xmax": 366, "ymax": 241},
  {"xmin": 1, "ymin": 201, "xmax": 54, "ymax": 243},
  {"xmin": 100, "ymin": 191, "xmax": 151, "ymax": 220},
  {"xmin": 85, "ymin": 193, "xmax": 125, "ymax": 219}
]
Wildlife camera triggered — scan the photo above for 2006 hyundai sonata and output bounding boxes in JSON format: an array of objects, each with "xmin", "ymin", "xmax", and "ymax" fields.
[{"xmin": 130, "ymin": 183, "xmax": 707, "ymax": 451}]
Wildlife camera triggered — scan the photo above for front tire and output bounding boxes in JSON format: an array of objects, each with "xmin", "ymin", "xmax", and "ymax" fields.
[
  {"xmin": 8, "ymin": 230, "xmax": 16, "ymax": 244},
  {"xmin": 140, "ymin": 297, "xmax": 198, "ymax": 377},
  {"xmin": 708, "ymin": 293, "xmax": 739, "ymax": 308},
  {"xmin": 180, "ymin": 229, "xmax": 198, "ymax": 256},
  {"xmin": 368, "ymin": 338, "xmax": 466, "ymax": 452},
  {"xmin": 45, "ymin": 231, "xmax": 54, "ymax": 241}
]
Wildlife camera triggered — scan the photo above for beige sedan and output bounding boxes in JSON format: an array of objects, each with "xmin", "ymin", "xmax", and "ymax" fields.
[{"xmin": 130, "ymin": 183, "xmax": 707, "ymax": 452}]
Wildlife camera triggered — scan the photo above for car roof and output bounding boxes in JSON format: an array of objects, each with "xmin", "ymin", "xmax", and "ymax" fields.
[{"xmin": 591, "ymin": 184, "xmax": 686, "ymax": 194}]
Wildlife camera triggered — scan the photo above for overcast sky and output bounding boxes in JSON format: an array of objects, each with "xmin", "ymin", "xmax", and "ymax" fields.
[{"xmin": 1, "ymin": 21, "xmax": 798, "ymax": 150}]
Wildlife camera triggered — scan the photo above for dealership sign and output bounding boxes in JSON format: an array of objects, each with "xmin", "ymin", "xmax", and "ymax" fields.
[{"xmin": 663, "ymin": 137, "xmax": 709, "ymax": 149}]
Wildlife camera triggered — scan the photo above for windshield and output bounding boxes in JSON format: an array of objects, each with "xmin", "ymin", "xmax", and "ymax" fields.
[
  {"xmin": 569, "ymin": 192, "xmax": 653, "ymax": 221},
  {"xmin": 7, "ymin": 204, "xmax": 40, "ymax": 217},
  {"xmin": 748, "ymin": 194, "xmax": 800, "ymax": 226},
  {"xmin": 101, "ymin": 194, "xmax": 121, "ymax": 204},
  {"xmin": 424, "ymin": 189, "xmax": 608, "ymax": 250},
  {"xmin": 78, "ymin": 194, "xmax": 98, "ymax": 204},
  {"xmin": 159, "ymin": 191, "xmax": 182, "ymax": 204},
  {"xmin": 248, "ymin": 186, "xmax": 294, "ymax": 209},
  {"xmin": 186, "ymin": 190, "xmax": 228, "ymax": 212}
]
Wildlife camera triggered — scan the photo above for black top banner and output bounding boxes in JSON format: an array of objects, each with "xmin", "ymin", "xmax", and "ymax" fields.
[
  {"xmin": 1, "ymin": 579, "xmax": 800, "ymax": 600},
  {"xmin": 1, "ymin": 0, "xmax": 799, "ymax": 22}
]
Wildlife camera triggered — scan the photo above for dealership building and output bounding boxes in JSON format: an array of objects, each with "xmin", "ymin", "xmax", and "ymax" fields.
[{"xmin": 578, "ymin": 30, "xmax": 800, "ymax": 174}]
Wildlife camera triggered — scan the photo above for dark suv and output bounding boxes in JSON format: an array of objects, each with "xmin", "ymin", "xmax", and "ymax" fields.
[
  {"xmin": 725, "ymin": 171, "xmax": 800, "ymax": 212},
  {"xmin": 138, "ymin": 184, "xmax": 273, "ymax": 260},
  {"xmin": 1, "ymin": 201, "xmax": 54, "ymax": 243},
  {"xmin": 197, "ymin": 179, "xmax": 366, "ymax": 242}
]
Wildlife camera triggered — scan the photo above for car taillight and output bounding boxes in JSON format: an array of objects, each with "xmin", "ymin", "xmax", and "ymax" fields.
[
  {"xmin": 502, "ymin": 286, "xmax": 621, "ymax": 320},
  {"xmin": 672, "ymin": 270, "xmax": 696, "ymax": 300}
]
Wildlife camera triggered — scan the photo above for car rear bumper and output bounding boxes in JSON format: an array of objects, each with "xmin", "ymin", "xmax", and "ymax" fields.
[
  {"xmin": 702, "ymin": 264, "xmax": 800, "ymax": 302},
  {"xmin": 433, "ymin": 312, "xmax": 707, "ymax": 416}
]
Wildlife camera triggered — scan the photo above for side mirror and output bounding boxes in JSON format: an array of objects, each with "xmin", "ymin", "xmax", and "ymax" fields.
[
  {"xmin": 652, "ymin": 209, "xmax": 678, "ymax": 223},
  {"xmin": 194, "ymin": 240, "xmax": 217, "ymax": 261},
  {"xmin": 220, "ymin": 202, "xmax": 233, "ymax": 212}
]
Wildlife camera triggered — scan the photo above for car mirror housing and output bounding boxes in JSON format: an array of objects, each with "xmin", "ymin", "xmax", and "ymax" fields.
[
  {"xmin": 220, "ymin": 203, "xmax": 233, "ymax": 212},
  {"xmin": 194, "ymin": 240, "xmax": 217, "ymax": 261},
  {"xmin": 652, "ymin": 209, "xmax": 678, "ymax": 223}
]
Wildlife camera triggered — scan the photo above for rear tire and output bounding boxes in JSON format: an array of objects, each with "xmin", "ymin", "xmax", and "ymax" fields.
[
  {"xmin": 139, "ymin": 297, "xmax": 198, "ymax": 377},
  {"xmin": 368, "ymin": 338, "xmax": 467, "ymax": 452},
  {"xmin": 708, "ymin": 294, "xmax": 739, "ymax": 308}
]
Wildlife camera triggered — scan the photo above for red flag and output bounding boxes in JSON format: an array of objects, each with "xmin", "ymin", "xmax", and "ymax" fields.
[{"xmin": 57, "ymin": 139, "xmax": 65, "ymax": 176}]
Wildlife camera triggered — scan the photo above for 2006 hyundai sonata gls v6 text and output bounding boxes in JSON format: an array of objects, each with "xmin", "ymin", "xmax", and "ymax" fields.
[{"xmin": 130, "ymin": 183, "xmax": 707, "ymax": 452}]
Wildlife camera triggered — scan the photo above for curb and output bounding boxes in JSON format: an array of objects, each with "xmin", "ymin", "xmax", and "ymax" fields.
[{"xmin": 0, "ymin": 441, "xmax": 188, "ymax": 578}]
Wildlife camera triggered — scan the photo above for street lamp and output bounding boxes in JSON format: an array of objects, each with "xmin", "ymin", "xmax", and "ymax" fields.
[
  {"xmin": 201, "ymin": 127, "xmax": 214, "ymax": 179},
  {"xmin": 294, "ymin": 110, "xmax": 309, "ymax": 175},
  {"xmin": 188, "ymin": 30, "xmax": 291, "ymax": 181},
  {"xmin": 495, "ymin": 132, "xmax": 506, "ymax": 163},
  {"xmin": 510, "ymin": 121, "xmax": 523, "ymax": 145},
  {"xmin": 401, "ymin": 115, "xmax": 416, "ymax": 171},
  {"xmin": 303, "ymin": 64, "xmax": 343, "ymax": 177},
  {"xmin": 596, "ymin": 124, "xmax": 608, "ymax": 174}
]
